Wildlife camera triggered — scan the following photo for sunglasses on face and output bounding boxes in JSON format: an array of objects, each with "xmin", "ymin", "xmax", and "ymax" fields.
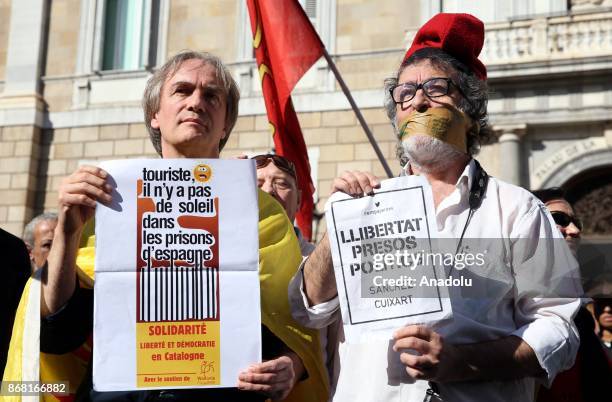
[
  {"xmin": 252, "ymin": 154, "xmax": 297, "ymax": 181},
  {"xmin": 551, "ymin": 211, "xmax": 582, "ymax": 230}
]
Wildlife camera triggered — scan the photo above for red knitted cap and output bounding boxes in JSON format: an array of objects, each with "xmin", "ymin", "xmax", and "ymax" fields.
[{"xmin": 404, "ymin": 13, "xmax": 487, "ymax": 80}]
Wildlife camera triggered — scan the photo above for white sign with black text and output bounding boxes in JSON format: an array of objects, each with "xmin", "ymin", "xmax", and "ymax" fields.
[{"xmin": 325, "ymin": 175, "xmax": 452, "ymax": 343}]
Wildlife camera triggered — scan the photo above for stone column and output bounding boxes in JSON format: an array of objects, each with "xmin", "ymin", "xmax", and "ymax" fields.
[
  {"xmin": 0, "ymin": 0, "xmax": 49, "ymax": 235},
  {"xmin": 495, "ymin": 125, "xmax": 527, "ymax": 186},
  {"xmin": 605, "ymin": 123, "xmax": 612, "ymax": 146}
]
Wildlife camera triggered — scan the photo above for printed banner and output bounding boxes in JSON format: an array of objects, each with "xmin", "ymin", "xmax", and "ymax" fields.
[
  {"xmin": 325, "ymin": 175, "xmax": 453, "ymax": 343},
  {"xmin": 93, "ymin": 159, "xmax": 261, "ymax": 391}
]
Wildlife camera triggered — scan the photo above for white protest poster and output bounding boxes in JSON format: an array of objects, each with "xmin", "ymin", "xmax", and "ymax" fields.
[
  {"xmin": 93, "ymin": 159, "xmax": 261, "ymax": 391},
  {"xmin": 326, "ymin": 175, "xmax": 452, "ymax": 343}
]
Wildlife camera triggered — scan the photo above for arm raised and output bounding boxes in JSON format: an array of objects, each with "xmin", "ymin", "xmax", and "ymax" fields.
[{"xmin": 42, "ymin": 166, "xmax": 112, "ymax": 317}]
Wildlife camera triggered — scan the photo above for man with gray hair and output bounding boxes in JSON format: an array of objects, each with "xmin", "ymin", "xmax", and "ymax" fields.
[
  {"xmin": 142, "ymin": 51, "xmax": 240, "ymax": 157},
  {"xmin": 26, "ymin": 50, "xmax": 327, "ymax": 401},
  {"xmin": 23, "ymin": 212, "xmax": 58, "ymax": 272},
  {"xmin": 293, "ymin": 13, "xmax": 581, "ymax": 402}
]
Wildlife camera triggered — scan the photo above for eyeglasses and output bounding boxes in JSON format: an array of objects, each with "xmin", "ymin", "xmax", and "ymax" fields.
[
  {"xmin": 551, "ymin": 211, "xmax": 582, "ymax": 230},
  {"xmin": 252, "ymin": 154, "xmax": 297, "ymax": 181},
  {"xmin": 390, "ymin": 77, "xmax": 454, "ymax": 104}
]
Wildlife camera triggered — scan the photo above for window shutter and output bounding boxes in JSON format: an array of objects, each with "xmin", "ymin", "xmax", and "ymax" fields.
[
  {"xmin": 305, "ymin": 0, "xmax": 317, "ymax": 19},
  {"xmin": 299, "ymin": 0, "xmax": 318, "ymax": 29}
]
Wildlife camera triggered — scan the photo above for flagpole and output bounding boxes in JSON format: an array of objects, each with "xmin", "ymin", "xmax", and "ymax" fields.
[{"xmin": 321, "ymin": 49, "xmax": 394, "ymax": 178}]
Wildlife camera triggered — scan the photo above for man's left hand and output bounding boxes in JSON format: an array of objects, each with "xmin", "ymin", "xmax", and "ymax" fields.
[
  {"xmin": 393, "ymin": 325, "xmax": 460, "ymax": 382},
  {"xmin": 237, "ymin": 355, "xmax": 296, "ymax": 400}
]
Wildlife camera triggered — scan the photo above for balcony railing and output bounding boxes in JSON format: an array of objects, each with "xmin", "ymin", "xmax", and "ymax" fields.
[
  {"xmin": 483, "ymin": 12, "xmax": 612, "ymax": 64},
  {"xmin": 405, "ymin": 11, "xmax": 612, "ymax": 66}
]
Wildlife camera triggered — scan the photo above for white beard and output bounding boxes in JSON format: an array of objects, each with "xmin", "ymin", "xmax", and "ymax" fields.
[{"xmin": 401, "ymin": 135, "xmax": 466, "ymax": 173}]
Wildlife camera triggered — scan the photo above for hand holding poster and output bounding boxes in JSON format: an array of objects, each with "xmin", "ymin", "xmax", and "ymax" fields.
[
  {"xmin": 325, "ymin": 175, "xmax": 452, "ymax": 343},
  {"xmin": 93, "ymin": 159, "xmax": 261, "ymax": 391}
]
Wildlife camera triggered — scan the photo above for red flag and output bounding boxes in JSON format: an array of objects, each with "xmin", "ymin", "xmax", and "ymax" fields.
[{"xmin": 247, "ymin": 0, "xmax": 324, "ymax": 240}]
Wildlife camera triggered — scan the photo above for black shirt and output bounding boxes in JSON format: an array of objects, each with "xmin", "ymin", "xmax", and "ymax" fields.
[{"xmin": 0, "ymin": 228, "xmax": 31, "ymax": 377}]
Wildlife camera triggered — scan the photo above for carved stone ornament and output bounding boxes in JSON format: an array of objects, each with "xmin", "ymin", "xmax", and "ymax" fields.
[
  {"xmin": 570, "ymin": 0, "xmax": 611, "ymax": 10},
  {"xmin": 574, "ymin": 182, "xmax": 612, "ymax": 235}
]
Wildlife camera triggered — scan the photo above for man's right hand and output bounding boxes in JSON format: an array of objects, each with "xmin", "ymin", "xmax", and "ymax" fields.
[
  {"xmin": 238, "ymin": 355, "xmax": 296, "ymax": 401},
  {"xmin": 58, "ymin": 165, "xmax": 112, "ymax": 235},
  {"xmin": 331, "ymin": 170, "xmax": 381, "ymax": 197},
  {"xmin": 301, "ymin": 171, "xmax": 381, "ymax": 307}
]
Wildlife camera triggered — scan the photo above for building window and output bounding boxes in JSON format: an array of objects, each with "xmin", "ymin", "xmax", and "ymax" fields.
[
  {"xmin": 236, "ymin": 0, "xmax": 336, "ymax": 95},
  {"xmin": 238, "ymin": 0, "xmax": 335, "ymax": 61},
  {"xmin": 299, "ymin": 0, "xmax": 318, "ymax": 29},
  {"xmin": 98, "ymin": 0, "xmax": 161, "ymax": 71},
  {"xmin": 72, "ymin": 0, "xmax": 169, "ymax": 108}
]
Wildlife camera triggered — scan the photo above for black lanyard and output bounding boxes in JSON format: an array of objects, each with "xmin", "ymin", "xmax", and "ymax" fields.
[
  {"xmin": 401, "ymin": 159, "xmax": 489, "ymax": 271},
  {"xmin": 425, "ymin": 159, "xmax": 489, "ymax": 401},
  {"xmin": 450, "ymin": 159, "xmax": 488, "ymax": 271}
]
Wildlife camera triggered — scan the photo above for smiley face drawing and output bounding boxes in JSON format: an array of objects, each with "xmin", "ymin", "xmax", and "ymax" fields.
[{"xmin": 193, "ymin": 164, "xmax": 212, "ymax": 183}]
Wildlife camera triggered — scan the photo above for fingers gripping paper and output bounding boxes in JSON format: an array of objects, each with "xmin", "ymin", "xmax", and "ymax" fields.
[
  {"xmin": 325, "ymin": 176, "xmax": 453, "ymax": 343},
  {"xmin": 94, "ymin": 159, "xmax": 261, "ymax": 391}
]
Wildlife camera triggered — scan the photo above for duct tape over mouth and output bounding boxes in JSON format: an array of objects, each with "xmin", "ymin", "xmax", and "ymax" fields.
[{"xmin": 398, "ymin": 107, "xmax": 477, "ymax": 154}]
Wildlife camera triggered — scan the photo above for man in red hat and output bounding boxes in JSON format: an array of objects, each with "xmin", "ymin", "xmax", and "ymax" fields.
[{"xmin": 292, "ymin": 13, "xmax": 581, "ymax": 402}]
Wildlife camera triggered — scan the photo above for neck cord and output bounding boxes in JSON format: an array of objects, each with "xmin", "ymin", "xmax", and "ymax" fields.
[{"xmin": 426, "ymin": 159, "xmax": 489, "ymax": 401}]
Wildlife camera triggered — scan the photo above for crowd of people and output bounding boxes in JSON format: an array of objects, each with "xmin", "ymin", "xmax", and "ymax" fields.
[{"xmin": 2, "ymin": 11, "xmax": 611, "ymax": 402}]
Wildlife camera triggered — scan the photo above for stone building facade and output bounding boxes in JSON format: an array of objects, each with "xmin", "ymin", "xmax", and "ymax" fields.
[{"xmin": 1, "ymin": 0, "xmax": 611, "ymax": 249}]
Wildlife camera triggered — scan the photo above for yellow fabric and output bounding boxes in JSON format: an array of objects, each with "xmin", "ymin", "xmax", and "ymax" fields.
[
  {"xmin": 3, "ymin": 280, "xmax": 91, "ymax": 402},
  {"xmin": 2, "ymin": 221, "xmax": 96, "ymax": 402},
  {"xmin": 2, "ymin": 280, "xmax": 31, "ymax": 402},
  {"xmin": 258, "ymin": 190, "xmax": 329, "ymax": 402},
  {"xmin": 3, "ymin": 193, "xmax": 328, "ymax": 401},
  {"xmin": 75, "ymin": 219, "xmax": 96, "ymax": 288}
]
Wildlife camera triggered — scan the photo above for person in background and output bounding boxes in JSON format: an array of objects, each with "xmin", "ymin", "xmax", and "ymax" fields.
[
  {"xmin": 533, "ymin": 187, "xmax": 611, "ymax": 402},
  {"xmin": 532, "ymin": 188, "xmax": 581, "ymax": 255},
  {"xmin": 253, "ymin": 154, "xmax": 306, "ymax": 250},
  {"xmin": 254, "ymin": 153, "xmax": 340, "ymax": 397},
  {"xmin": 23, "ymin": 212, "xmax": 58, "ymax": 273},
  {"xmin": 0, "ymin": 227, "xmax": 31, "ymax": 377},
  {"xmin": 593, "ymin": 298, "xmax": 612, "ymax": 360}
]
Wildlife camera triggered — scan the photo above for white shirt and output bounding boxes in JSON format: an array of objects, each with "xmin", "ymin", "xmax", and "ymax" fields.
[
  {"xmin": 290, "ymin": 229, "xmax": 341, "ymax": 399},
  {"xmin": 289, "ymin": 159, "xmax": 581, "ymax": 402}
]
